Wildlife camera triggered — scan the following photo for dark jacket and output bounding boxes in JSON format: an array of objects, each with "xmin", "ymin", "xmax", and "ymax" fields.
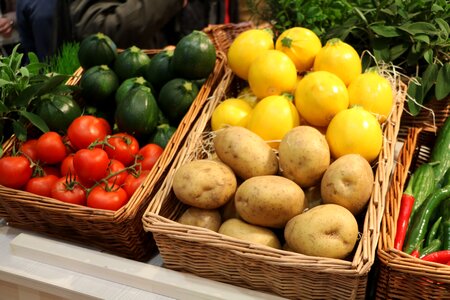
[{"xmin": 70, "ymin": 0, "xmax": 185, "ymax": 49}]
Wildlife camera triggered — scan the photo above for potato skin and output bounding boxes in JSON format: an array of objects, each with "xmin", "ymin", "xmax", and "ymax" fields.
[
  {"xmin": 235, "ymin": 175, "xmax": 305, "ymax": 228},
  {"xmin": 279, "ymin": 126, "xmax": 330, "ymax": 188},
  {"xmin": 284, "ymin": 204, "xmax": 359, "ymax": 259},
  {"xmin": 172, "ymin": 159, "xmax": 237, "ymax": 209},
  {"xmin": 178, "ymin": 207, "xmax": 222, "ymax": 232},
  {"xmin": 219, "ymin": 218, "xmax": 281, "ymax": 249},
  {"xmin": 321, "ymin": 154, "xmax": 374, "ymax": 215},
  {"xmin": 213, "ymin": 126, "xmax": 278, "ymax": 179}
]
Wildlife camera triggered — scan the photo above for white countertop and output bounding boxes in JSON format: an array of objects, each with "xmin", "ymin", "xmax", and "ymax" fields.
[{"xmin": 0, "ymin": 220, "xmax": 285, "ymax": 300}]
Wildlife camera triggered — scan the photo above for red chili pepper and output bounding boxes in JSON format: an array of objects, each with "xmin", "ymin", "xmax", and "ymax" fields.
[
  {"xmin": 410, "ymin": 249, "xmax": 420, "ymax": 258},
  {"xmin": 394, "ymin": 193, "xmax": 415, "ymax": 250},
  {"xmin": 421, "ymin": 250, "xmax": 450, "ymax": 264}
]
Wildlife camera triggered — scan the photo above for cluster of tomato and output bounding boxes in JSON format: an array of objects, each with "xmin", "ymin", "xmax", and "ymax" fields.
[{"xmin": 0, "ymin": 115, "xmax": 164, "ymax": 211}]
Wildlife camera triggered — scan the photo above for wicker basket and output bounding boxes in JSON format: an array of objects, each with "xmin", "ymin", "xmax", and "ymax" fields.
[
  {"xmin": 400, "ymin": 97, "xmax": 450, "ymax": 133},
  {"xmin": 0, "ymin": 50, "xmax": 227, "ymax": 261},
  {"xmin": 142, "ymin": 69, "xmax": 407, "ymax": 299},
  {"xmin": 376, "ymin": 101, "xmax": 450, "ymax": 299}
]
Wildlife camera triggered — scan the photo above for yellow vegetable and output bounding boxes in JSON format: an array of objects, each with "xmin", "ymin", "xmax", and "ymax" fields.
[
  {"xmin": 294, "ymin": 71, "xmax": 349, "ymax": 127},
  {"xmin": 275, "ymin": 27, "xmax": 322, "ymax": 73},
  {"xmin": 248, "ymin": 49, "xmax": 297, "ymax": 99},
  {"xmin": 347, "ymin": 70, "xmax": 394, "ymax": 123},
  {"xmin": 211, "ymin": 98, "xmax": 253, "ymax": 131},
  {"xmin": 313, "ymin": 38, "xmax": 362, "ymax": 86},
  {"xmin": 227, "ymin": 29, "xmax": 274, "ymax": 80},
  {"xmin": 325, "ymin": 106, "xmax": 383, "ymax": 162},
  {"xmin": 237, "ymin": 86, "xmax": 259, "ymax": 108},
  {"xmin": 246, "ymin": 94, "xmax": 300, "ymax": 149}
]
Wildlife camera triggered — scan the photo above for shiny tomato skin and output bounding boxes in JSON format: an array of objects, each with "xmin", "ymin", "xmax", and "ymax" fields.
[
  {"xmin": 50, "ymin": 177, "xmax": 86, "ymax": 205},
  {"xmin": 67, "ymin": 115, "xmax": 108, "ymax": 150},
  {"xmin": 106, "ymin": 159, "xmax": 127, "ymax": 185},
  {"xmin": 60, "ymin": 154, "xmax": 76, "ymax": 177},
  {"xmin": 137, "ymin": 143, "xmax": 163, "ymax": 171},
  {"xmin": 105, "ymin": 133, "xmax": 139, "ymax": 166},
  {"xmin": 87, "ymin": 184, "xmax": 129, "ymax": 211},
  {"xmin": 42, "ymin": 166, "xmax": 61, "ymax": 177},
  {"xmin": 73, "ymin": 148, "xmax": 109, "ymax": 184},
  {"xmin": 25, "ymin": 174, "xmax": 59, "ymax": 197},
  {"xmin": 36, "ymin": 131, "xmax": 68, "ymax": 164},
  {"xmin": 123, "ymin": 170, "xmax": 150, "ymax": 197},
  {"xmin": 0, "ymin": 155, "xmax": 32, "ymax": 189},
  {"xmin": 19, "ymin": 139, "xmax": 39, "ymax": 162}
]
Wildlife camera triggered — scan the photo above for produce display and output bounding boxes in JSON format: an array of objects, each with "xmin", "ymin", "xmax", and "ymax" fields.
[
  {"xmin": 0, "ymin": 30, "xmax": 217, "ymax": 212},
  {"xmin": 170, "ymin": 26, "xmax": 399, "ymax": 260},
  {"xmin": 394, "ymin": 116, "xmax": 450, "ymax": 265}
]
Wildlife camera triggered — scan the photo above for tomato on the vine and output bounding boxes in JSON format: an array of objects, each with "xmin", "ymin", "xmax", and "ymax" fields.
[
  {"xmin": 50, "ymin": 176, "xmax": 86, "ymax": 205},
  {"xmin": 106, "ymin": 159, "xmax": 127, "ymax": 185},
  {"xmin": 87, "ymin": 183, "xmax": 129, "ymax": 211},
  {"xmin": 105, "ymin": 133, "xmax": 139, "ymax": 166},
  {"xmin": 0, "ymin": 155, "xmax": 32, "ymax": 189},
  {"xmin": 25, "ymin": 174, "xmax": 59, "ymax": 197},
  {"xmin": 36, "ymin": 131, "xmax": 68, "ymax": 164},
  {"xmin": 67, "ymin": 115, "xmax": 108, "ymax": 150},
  {"xmin": 42, "ymin": 166, "xmax": 61, "ymax": 177},
  {"xmin": 73, "ymin": 148, "xmax": 109, "ymax": 184},
  {"xmin": 123, "ymin": 170, "xmax": 150, "ymax": 197},
  {"xmin": 60, "ymin": 154, "xmax": 76, "ymax": 176},
  {"xmin": 137, "ymin": 143, "xmax": 163, "ymax": 171},
  {"xmin": 19, "ymin": 139, "xmax": 39, "ymax": 162}
]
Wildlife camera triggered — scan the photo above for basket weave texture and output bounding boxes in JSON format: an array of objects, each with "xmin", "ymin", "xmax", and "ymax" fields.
[
  {"xmin": 142, "ymin": 68, "xmax": 407, "ymax": 299},
  {"xmin": 0, "ymin": 50, "xmax": 227, "ymax": 261},
  {"xmin": 376, "ymin": 98, "xmax": 450, "ymax": 299}
]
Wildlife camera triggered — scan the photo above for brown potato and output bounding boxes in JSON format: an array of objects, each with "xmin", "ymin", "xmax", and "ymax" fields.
[
  {"xmin": 172, "ymin": 159, "xmax": 237, "ymax": 209},
  {"xmin": 178, "ymin": 207, "xmax": 222, "ymax": 232},
  {"xmin": 213, "ymin": 126, "xmax": 278, "ymax": 179}
]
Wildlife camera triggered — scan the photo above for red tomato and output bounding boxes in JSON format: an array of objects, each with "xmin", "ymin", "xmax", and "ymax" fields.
[
  {"xmin": 19, "ymin": 139, "xmax": 39, "ymax": 162},
  {"xmin": 42, "ymin": 166, "xmax": 61, "ymax": 177},
  {"xmin": 106, "ymin": 159, "xmax": 127, "ymax": 185},
  {"xmin": 73, "ymin": 148, "xmax": 109, "ymax": 184},
  {"xmin": 51, "ymin": 176, "xmax": 86, "ymax": 205},
  {"xmin": 123, "ymin": 170, "xmax": 150, "ymax": 197},
  {"xmin": 98, "ymin": 117, "xmax": 112, "ymax": 135},
  {"xmin": 105, "ymin": 133, "xmax": 139, "ymax": 166},
  {"xmin": 25, "ymin": 174, "xmax": 59, "ymax": 197},
  {"xmin": 0, "ymin": 155, "xmax": 32, "ymax": 189},
  {"xmin": 60, "ymin": 154, "xmax": 76, "ymax": 176},
  {"xmin": 87, "ymin": 184, "xmax": 129, "ymax": 211},
  {"xmin": 137, "ymin": 144, "xmax": 164, "ymax": 171},
  {"xmin": 36, "ymin": 131, "xmax": 67, "ymax": 164},
  {"xmin": 67, "ymin": 115, "xmax": 108, "ymax": 150}
]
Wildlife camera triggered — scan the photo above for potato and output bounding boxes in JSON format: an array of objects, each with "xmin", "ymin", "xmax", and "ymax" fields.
[
  {"xmin": 284, "ymin": 204, "xmax": 359, "ymax": 259},
  {"xmin": 279, "ymin": 126, "xmax": 330, "ymax": 188},
  {"xmin": 321, "ymin": 154, "xmax": 374, "ymax": 215},
  {"xmin": 235, "ymin": 175, "xmax": 305, "ymax": 228},
  {"xmin": 220, "ymin": 195, "xmax": 240, "ymax": 222},
  {"xmin": 213, "ymin": 126, "xmax": 278, "ymax": 179},
  {"xmin": 178, "ymin": 207, "xmax": 222, "ymax": 232},
  {"xmin": 219, "ymin": 218, "xmax": 281, "ymax": 249},
  {"xmin": 172, "ymin": 159, "xmax": 237, "ymax": 209}
]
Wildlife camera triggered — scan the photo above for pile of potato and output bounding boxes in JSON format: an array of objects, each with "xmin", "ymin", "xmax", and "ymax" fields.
[{"xmin": 172, "ymin": 125, "xmax": 374, "ymax": 259}]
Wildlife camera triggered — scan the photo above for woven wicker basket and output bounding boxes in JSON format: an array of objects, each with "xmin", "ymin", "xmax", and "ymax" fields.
[
  {"xmin": 376, "ymin": 99, "xmax": 450, "ymax": 299},
  {"xmin": 142, "ymin": 69, "xmax": 407, "ymax": 299},
  {"xmin": 0, "ymin": 50, "xmax": 227, "ymax": 261}
]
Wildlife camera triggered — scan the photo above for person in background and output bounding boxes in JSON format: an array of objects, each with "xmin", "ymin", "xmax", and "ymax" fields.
[
  {"xmin": 0, "ymin": 0, "xmax": 20, "ymax": 56},
  {"xmin": 16, "ymin": 0, "xmax": 72, "ymax": 61},
  {"xmin": 70, "ymin": 0, "xmax": 191, "ymax": 50}
]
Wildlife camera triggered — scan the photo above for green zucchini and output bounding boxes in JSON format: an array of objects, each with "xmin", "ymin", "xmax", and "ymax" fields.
[{"xmin": 429, "ymin": 116, "xmax": 450, "ymax": 184}]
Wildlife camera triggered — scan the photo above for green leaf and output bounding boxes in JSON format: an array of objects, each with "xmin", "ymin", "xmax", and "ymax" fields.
[
  {"xmin": 12, "ymin": 120, "xmax": 27, "ymax": 141},
  {"xmin": 19, "ymin": 67, "xmax": 30, "ymax": 78},
  {"xmin": 422, "ymin": 63, "xmax": 439, "ymax": 94},
  {"xmin": 414, "ymin": 34, "xmax": 430, "ymax": 44},
  {"xmin": 18, "ymin": 110, "xmax": 49, "ymax": 133},
  {"xmin": 399, "ymin": 22, "xmax": 438, "ymax": 36},
  {"xmin": 0, "ymin": 79, "xmax": 14, "ymax": 87},
  {"xmin": 370, "ymin": 24, "xmax": 401, "ymax": 37},
  {"xmin": 34, "ymin": 74, "xmax": 70, "ymax": 97},
  {"xmin": 389, "ymin": 43, "xmax": 409, "ymax": 61},
  {"xmin": 407, "ymin": 78, "xmax": 424, "ymax": 116},
  {"xmin": 431, "ymin": 4, "xmax": 444, "ymax": 13},
  {"xmin": 13, "ymin": 84, "xmax": 42, "ymax": 107},
  {"xmin": 0, "ymin": 101, "xmax": 8, "ymax": 113},
  {"xmin": 435, "ymin": 18, "xmax": 449, "ymax": 41},
  {"xmin": 423, "ymin": 49, "xmax": 434, "ymax": 64},
  {"xmin": 435, "ymin": 63, "xmax": 450, "ymax": 100}
]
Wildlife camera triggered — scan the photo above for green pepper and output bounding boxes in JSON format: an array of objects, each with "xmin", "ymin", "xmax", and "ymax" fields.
[
  {"xmin": 425, "ymin": 216, "xmax": 442, "ymax": 247},
  {"xmin": 439, "ymin": 198, "xmax": 450, "ymax": 251},
  {"xmin": 420, "ymin": 239, "xmax": 442, "ymax": 257},
  {"xmin": 403, "ymin": 185, "xmax": 450, "ymax": 254}
]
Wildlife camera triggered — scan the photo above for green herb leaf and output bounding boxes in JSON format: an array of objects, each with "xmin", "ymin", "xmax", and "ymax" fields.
[
  {"xmin": 12, "ymin": 120, "xmax": 27, "ymax": 141},
  {"xmin": 0, "ymin": 101, "xmax": 8, "ymax": 113},
  {"xmin": 422, "ymin": 63, "xmax": 439, "ymax": 95},
  {"xmin": 407, "ymin": 78, "xmax": 424, "ymax": 116},
  {"xmin": 370, "ymin": 24, "xmax": 400, "ymax": 37},
  {"xmin": 18, "ymin": 110, "xmax": 49, "ymax": 134},
  {"xmin": 399, "ymin": 22, "xmax": 438, "ymax": 36},
  {"xmin": 423, "ymin": 49, "xmax": 434, "ymax": 64},
  {"xmin": 435, "ymin": 63, "xmax": 450, "ymax": 100}
]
